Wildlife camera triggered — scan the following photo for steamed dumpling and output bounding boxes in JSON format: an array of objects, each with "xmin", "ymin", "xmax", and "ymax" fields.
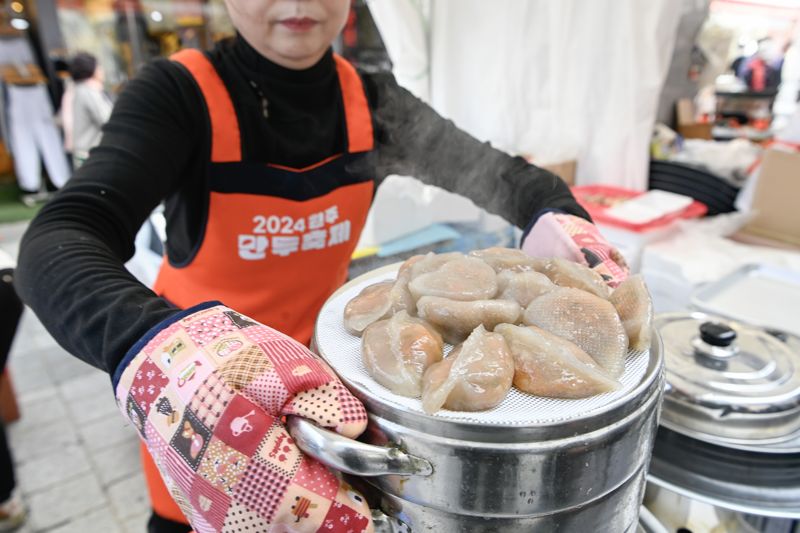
[
  {"xmin": 468, "ymin": 247, "xmax": 541, "ymax": 273},
  {"xmin": 610, "ymin": 275, "xmax": 653, "ymax": 351},
  {"xmin": 343, "ymin": 260, "xmax": 419, "ymax": 334},
  {"xmin": 409, "ymin": 257, "xmax": 498, "ymax": 302},
  {"xmin": 495, "ymin": 324, "xmax": 619, "ymax": 398},
  {"xmin": 533, "ymin": 257, "xmax": 610, "ymax": 299},
  {"xmin": 417, "ymin": 296, "xmax": 521, "ymax": 344},
  {"xmin": 496, "ymin": 270, "xmax": 556, "ymax": 307},
  {"xmin": 362, "ymin": 311, "xmax": 443, "ymax": 397},
  {"xmin": 523, "ymin": 287, "xmax": 628, "ymax": 377},
  {"xmin": 389, "ymin": 255, "xmax": 422, "ymax": 316},
  {"xmin": 409, "ymin": 252, "xmax": 464, "ymax": 279},
  {"xmin": 421, "ymin": 325, "xmax": 514, "ymax": 413},
  {"xmin": 343, "ymin": 281, "xmax": 394, "ymax": 335}
]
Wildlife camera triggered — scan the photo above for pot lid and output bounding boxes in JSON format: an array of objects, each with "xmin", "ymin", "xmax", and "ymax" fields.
[{"xmin": 654, "ymin": 311, "xmax": 800, "ymax": 445}]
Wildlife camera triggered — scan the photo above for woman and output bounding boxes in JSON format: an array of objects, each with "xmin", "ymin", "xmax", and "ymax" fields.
[
  {"xmin": 15, "ymin": 1, "xmax": 626, "ymax": 531},
  {"xmin": 68, "ymin": 52, "xmax": 113, "ymax": 168}
]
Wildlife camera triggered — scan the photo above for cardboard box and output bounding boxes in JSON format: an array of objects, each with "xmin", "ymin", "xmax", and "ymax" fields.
[
  {"xmin": 677, "ymin": 123, "xmax": 713, "ymax": 140},
  {"xmin": 542, "ymin": 160, "xmax": 577, "ymax": 186},
  {"xmin": 739, "ymin": 149, "xmax": 800, "ymax": 247},
  {"xmin": 730, "ymin": 231, "xmax": 800, "ymax": 252},
  {"xmin": 676, "ymin": 98, "xmax": 713, "ymax": 140},
  {"xmin": 676, "ymin": 98, "xmax": 696, "ymax": 125}
]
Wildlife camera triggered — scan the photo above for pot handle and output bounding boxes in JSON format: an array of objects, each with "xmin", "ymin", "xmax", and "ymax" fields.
[
  {"xmin": 372, "ymin": 510, "xmax": 412, "ymax": 533},
  {"xmin": 286, "ymin": 416, "xmax": 433, "ymax": 477}
]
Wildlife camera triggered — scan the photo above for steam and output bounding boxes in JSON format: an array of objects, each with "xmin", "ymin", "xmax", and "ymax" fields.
[{"xmin": 346, "ymin": 72, "xmax": 574, "ymax": 231}]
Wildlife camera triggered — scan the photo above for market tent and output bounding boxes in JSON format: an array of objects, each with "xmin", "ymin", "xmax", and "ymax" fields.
[{"xmin": 368, "ymin": 0, "xmax": 682, "ymax": 190}]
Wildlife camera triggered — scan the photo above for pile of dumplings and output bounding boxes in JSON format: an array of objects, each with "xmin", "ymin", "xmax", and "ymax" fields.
[{"xmin": 343, "ymin": 248, "xmax": 653, "ymax": 415}]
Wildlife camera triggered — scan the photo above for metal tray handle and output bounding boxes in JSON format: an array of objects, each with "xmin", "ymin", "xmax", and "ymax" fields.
[{"xmin": 287, "ymin": 416, "xmax": 433, "ymax": 477}]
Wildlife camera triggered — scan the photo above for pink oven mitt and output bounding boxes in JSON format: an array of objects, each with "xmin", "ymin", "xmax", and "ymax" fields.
[
  {"xmin": 521, "ymin": 212, "xmax": 629, "ymax": 287},
  {"xmin": 113, "ymin": 302, "xmax": 373, "ymax": 532}
]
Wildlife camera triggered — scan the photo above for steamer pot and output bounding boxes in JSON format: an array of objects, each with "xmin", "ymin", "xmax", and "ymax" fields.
[
  {"xmin": 290, "ymin": 264, "xmax": 665, "ymax": 532},
  {"xmin": 646, "ymin": 311, "xmax": 800, "ymax": 529}
]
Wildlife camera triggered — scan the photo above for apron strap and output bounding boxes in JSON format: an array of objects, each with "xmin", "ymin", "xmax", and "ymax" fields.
[
  {"xmin": 171, "ymin": 49, "xmax": 242, "ymax": 163},
  {"xmin": 333, "ymin": 54, "xmax": 374, "ymax": 154}
]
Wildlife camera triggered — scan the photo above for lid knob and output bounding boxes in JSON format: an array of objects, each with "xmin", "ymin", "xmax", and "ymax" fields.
[{"xmin": 699, "ymin": 322, "xmax": 737, "ymax": 347}]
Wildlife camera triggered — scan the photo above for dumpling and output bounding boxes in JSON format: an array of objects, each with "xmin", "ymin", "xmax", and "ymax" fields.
[
  {"xmin": 523, "ymin": 287, "xmax": 628, "ymax": 378},
  {"xmin": 421, "ymin": 325, "xmax": 514, "ymax": 413},
  {"xmin": 343, "ymin": 281, "xmax": 394, "ymax": 335},
  {"xmin": 496, "ymin": 270, "xmax": 556, "ymax": 307},
  {"xmin": 495, "ymin": 324, "xmax": 619, "ymax": 398},
  {"xmin": 362, "ymin": 311, "xmax": 443, "ymax": 397},
  {"xmin": 533, "ymin": 257, "xmax": 610, "ymax": 299},
  {"xmin": 417, "ymin": 296, "xmax": 521, "ymax": 344},
  {"xmin": 409, "ymin": 252, "xmax": 464, "ymax": 279},
  {"xmin": 343, "ymin": 261, "xmax": 419, "ymax": 334},
  {"xmin": 389, "ymin": 255, "xmax": 422, "ymax": 316},
  {"xmin": 609, "ymin": 275, "xmax": 653, "ymax": 351},
  {"xmin": 468, "ymin": 247, "xmax": 541, "ymax": 273},
  {"xmin": 409, "ymin": 257, "xmax": 498, "ymax": 302}
]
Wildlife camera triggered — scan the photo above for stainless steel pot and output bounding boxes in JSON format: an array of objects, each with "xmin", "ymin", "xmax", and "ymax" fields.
[
  {"xmin": 645, "ymin": 483, "xmax": 800, "ymax": 533},
  {"xmin": 647, "ymin": 311, "xmax": 800, "ymax": 526},
  {"xmin": 648, "ymin": 426, "xmax": 800, "ymax": 518},
  {"xmin": 655, "ymin": 312, "xmax": 800, "ymax": 450},
  {"xmin": 290, "ymin": 264, "xmax": 666, "ymax": 532}
]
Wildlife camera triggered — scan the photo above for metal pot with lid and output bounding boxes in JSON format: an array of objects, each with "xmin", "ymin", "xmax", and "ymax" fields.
[
  {"xmin": 288, "ymin": 264, "xmax": 665, "ymax": 532},
  {"xmin": 649, "ymin": 311, "xmax": 800, "ymax": 519},
  {"xmin": 656, "ymin": 311, "xmax": 800, "ymax": 449}
]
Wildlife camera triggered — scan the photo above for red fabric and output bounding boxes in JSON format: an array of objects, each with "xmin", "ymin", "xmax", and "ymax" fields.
[
  {"xmin": 154, "ymin": 181, "xmax": 374, "ymax": 345},
  {"xmin": 154, "ymin": 52, "xmax": 374, "ymax": 346},
  {"xmin": 171, "ymin": 49, "xmax": 241, "ymax": 162},
  {"xmin": 571, "ymin": 185, "xmax": 706, "ymax": 233},
  {"xmin": 147, "ymin": 53, "xmax": 376, "ymax": 520},
  {"xmin": 750, "ymin": 57, "xmax": 766, "ymax": 92},
  {"xmin": 333, "ymin": 55, "xmax": 374, "ymax": 153}
]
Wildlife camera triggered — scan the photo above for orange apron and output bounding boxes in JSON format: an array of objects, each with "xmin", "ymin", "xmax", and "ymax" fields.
[{"xmin": 143, "ymin": 48, "xmax": 375, "ymax": 524}]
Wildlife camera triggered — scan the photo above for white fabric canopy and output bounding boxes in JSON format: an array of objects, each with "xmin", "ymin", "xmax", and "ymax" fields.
[
  {"xmin": 366, "ymin": 0, "xmax": 431, "ymax": 101},
  {"xmin": 369, "ymin": 0, "xmax": 682, "ymax": 190}
]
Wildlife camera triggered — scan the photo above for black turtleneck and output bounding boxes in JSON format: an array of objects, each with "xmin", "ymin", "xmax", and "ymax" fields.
[
  {"xmin": 222, "ymin": 38, "xmax": 343, "ymax": 166},
  {"xmin": 16, "ymin": 36, "xmax": 588, "ymax": 374}
]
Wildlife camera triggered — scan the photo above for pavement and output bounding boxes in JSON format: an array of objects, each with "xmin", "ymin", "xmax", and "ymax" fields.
[
  {"xmin": 1, "ymin": 221, "xmax": 150, "ymax": 533},
  {"xmin": 0, "ymin": 215, "xmax": 517, "ymax": 533}
]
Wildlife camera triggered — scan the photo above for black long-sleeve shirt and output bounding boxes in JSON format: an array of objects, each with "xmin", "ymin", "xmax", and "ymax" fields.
[{"xmin": 15, "ymin": 36, "xmax": 587, "ymax": 375}]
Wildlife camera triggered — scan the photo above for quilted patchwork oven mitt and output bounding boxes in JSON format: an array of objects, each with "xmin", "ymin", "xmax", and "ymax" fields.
[
  {"xmin": 522, "ymin": 212, "xmax": 629, "ymax": 287},
  {"xmin": 113, "ymin": 302, "xmax": 373, "ymax": 532}
]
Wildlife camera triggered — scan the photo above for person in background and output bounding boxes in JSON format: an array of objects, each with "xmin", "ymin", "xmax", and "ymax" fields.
[
  {"xmin": 15, "ymin": 1, "xmax": 628, "ymax": 531},
  {"xmin": 741, "ymin": 38, "xmax": 782, "ymax": 92},
  {"xmin": 68, "ymin": 52, "xmax": 113, "ymax": 168},
  {"xmin": 0, "ymin": 251, "xmax": 25, "ymax": 531},
  {"xmin": 58, "ymin": 67, "xmax": 75, "ymax": 165}
]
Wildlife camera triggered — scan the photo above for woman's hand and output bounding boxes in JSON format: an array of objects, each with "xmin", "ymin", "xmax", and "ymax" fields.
[
  {"xmin": 521, "ymin": 213, "xmax": 629, "ymax": 287},
  {"xmin": 115, "ymin": 303, "xmax": 373, "ymax": 532}
]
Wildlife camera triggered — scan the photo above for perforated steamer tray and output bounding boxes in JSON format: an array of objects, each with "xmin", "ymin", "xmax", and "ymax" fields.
[{"xmin": 315, "ymin": 264, "xmax": 650, "ymax": 427}]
